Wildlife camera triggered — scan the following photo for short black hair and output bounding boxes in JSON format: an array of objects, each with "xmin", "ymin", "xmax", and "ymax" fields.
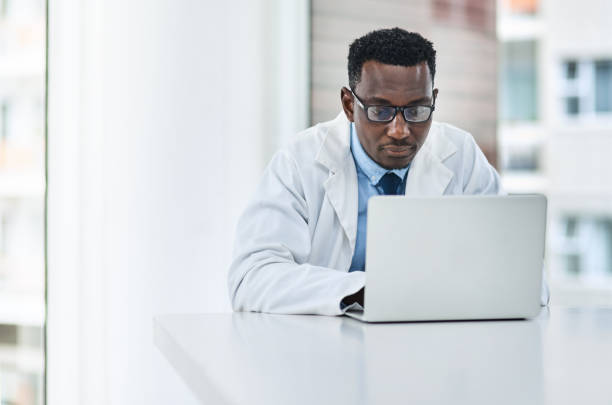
[{"xmin": 347, "ymin": 28, "xmax": 436, "ymax": 89}]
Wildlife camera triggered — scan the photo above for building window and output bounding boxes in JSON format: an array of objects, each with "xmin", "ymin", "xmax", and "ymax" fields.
[
  {"xmin": 0, "ymin": 0, "xmax": 45, "ymax": 403},
  {"xmin": 0, "ymin": 0, "xmax": 9, "ymax": 18},
  {"xmin": 555, "ymin": 216, "xmax": 612, "ymax": 279},
  {"xmin": 500, "ymin": 40, "xmax": 538, "ymax": 122},
  {"xmin": 566, "ymin": 96, "xmax": 579, "ymax": 115},
  {"xmin": 595, "ymin": 60, "xmax": 612, "ymax": 113},
  {"xmin": 0, "ymin": 101, "xmax": 8, "ymax": 140},
  {"xmin": 561, "ymin": 59, "xmax": 612, "ymax": 118},
  {"xmin": 565, "ymin": 60, "xmax": 577, "ymax": 79},
  {"xmin": 504, "ymin": 145, "xmax": 540, "ymax": 171}
]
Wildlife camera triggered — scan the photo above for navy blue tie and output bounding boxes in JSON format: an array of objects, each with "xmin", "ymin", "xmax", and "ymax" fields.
[{"xmin": 378, "ymin": 172, "xmax": 402, "ymax": 195}]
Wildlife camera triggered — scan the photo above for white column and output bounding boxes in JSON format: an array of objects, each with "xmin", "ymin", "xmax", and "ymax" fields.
[{"xmin": 47, "ymin": 1, "xmax": 309, "ymax": 404}]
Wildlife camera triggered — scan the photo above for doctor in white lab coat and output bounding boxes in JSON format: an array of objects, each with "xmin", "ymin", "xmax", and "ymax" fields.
[{"xmin": 227, "ymin": 28, "xmax": 548, "ymax": 316}]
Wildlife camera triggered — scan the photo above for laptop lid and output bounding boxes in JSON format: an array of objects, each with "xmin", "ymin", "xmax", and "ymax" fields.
[{"xmin": 360, "ymin": 195, "xmax": 546, "ymax": 322}]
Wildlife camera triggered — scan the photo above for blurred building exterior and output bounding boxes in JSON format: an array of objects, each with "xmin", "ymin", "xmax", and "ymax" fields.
[
  {"xmin": 499, "ymin": 0, "xmax": 612, "ymax": 304},
  {"xmin": 0, "ymin": 0, "xmax": 610, "ymax": 402},
  {"xmin": 311, "ymin": 0, "xmax": 499, "ymax": 166},
  {"xmin": 311, "ymin": 0, "xmax": 612, "ymax": 305},
  {"xmin": 0, "ymin": 0, "xmax": 45, "ymax": 404}
]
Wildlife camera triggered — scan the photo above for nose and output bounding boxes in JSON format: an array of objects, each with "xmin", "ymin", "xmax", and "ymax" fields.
[{"xmin": 386, "ymin": 111, "xmax": 411, "ymax": 141}]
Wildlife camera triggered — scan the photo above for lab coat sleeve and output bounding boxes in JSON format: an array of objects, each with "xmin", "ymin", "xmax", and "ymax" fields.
[
  {"xmin": 461, "ymin": 133, "xmax": 550, "ymax": 307},
  {"xmin": 227, "ymin": 150, "xmax": 365, "ymax": 316}
]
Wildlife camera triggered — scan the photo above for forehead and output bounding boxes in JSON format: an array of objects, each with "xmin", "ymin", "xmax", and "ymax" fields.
[{"xmin": 356, "ymin": 61, "xmax": 433, "ymax": 103}]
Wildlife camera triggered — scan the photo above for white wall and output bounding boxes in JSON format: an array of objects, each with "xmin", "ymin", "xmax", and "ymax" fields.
[
  {"xmin": 544, "ymin": 0, "xmax": 612, "ymax": 58},
  {"xmin": 47, "ymin": 1, "xmax": 309, "ymax": 404}
]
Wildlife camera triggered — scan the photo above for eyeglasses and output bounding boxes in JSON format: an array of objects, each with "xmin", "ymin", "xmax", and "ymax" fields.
[{"xmin": 351, "ymin": 89, "xmax": 435, "ymax": 123}]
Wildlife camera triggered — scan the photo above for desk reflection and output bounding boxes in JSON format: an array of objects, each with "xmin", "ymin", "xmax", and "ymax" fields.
[
  {"xmin": 232, "ymin": 313, "xmax": 366, "ymax": 404},
  {"xmin": 231, "ymin": 313, "xmax": 543, "ymax": 404},
  {"xmin": 341, "ymin": 318, "xmax": 544, "ymax": 404}
]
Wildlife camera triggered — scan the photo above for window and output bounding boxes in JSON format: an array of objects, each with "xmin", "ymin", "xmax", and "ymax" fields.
[
  {"xmin": 561, "ymin": 59, "xmax": 612, "ymax": 118},
  {"xmin": 500, "ymin": 41, "xmax": 538, "ymax": 122},
  {"xmin": 566, "ymin": 96, "xmax": 579, "ymax": 115},
  {"xmin": 0, "ymin": 101, "xmax": 8, "ymax": 140},
  {"xmin": 555, "ymin": 216, "xmax": 612, "ymax": 279},
  {"xmin": 0, "ymin": 0, "xmax": 9, "ymax": 18},
  {"xmin": 595, "ymin": 61, "xmax": 612, "ymax": 113},
  {"xmin": 566, "ymin": 61, "xmax": 577, "ymax": 79},
  {"xmin": 504, "ymin": 145, "xmax": 540, "ymax": 171},
  {"xmin": 0, "ymin": 0, "xmax": 45, "ymax": 403}
]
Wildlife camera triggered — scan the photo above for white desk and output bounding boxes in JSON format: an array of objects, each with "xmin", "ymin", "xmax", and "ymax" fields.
[{"xmin": 154, "ymin": 308, "xmax": 612, "ymax": 405}]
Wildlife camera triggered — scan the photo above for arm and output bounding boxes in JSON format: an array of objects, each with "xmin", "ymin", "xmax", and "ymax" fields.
[{"xmin": 227, "ymin": 151, "xmax": 364, "ymax": 316}]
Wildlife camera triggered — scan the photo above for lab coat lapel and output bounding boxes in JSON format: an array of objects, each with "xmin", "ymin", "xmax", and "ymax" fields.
[
  {"xmin": 314, "ymin": 116, "xmax": 458, "ymax": 246},
  {"xmin": 316, "ymin": 113, "xmax": 358, "ymax": 249},
  {"xmin": 404, "ymin": 123, "xmax": 457, "ymax": 196}
]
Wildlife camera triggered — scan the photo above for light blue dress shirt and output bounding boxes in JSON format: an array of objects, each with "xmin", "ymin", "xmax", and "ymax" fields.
[{"xmin": 349, "ymin": 123, "xmax": 410, "ymax": 272}]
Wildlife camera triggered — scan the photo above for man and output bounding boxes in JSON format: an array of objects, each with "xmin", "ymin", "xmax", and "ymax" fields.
[{"xmin": 228, "ymin": 28, "xmax": 543, "ymax": 316}]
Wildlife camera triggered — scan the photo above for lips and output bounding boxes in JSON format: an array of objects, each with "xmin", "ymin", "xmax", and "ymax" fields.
[
  {"xmin": 381, "ymin": 144, "xmax": 417, "ymax": 157},
  {"xmin": 385, "ymin": 146, "xmax": 411, "ymax": 153}
]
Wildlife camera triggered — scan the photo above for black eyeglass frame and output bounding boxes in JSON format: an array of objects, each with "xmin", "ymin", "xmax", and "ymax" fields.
[{"xmin": 350, "ymin": 88, "xmax": 436, "ymax": 124}]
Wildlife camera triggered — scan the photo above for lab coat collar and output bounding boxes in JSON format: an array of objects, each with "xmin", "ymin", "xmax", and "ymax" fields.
[
  {"xmin": 404, "ymin": 123, "xmax": 457, "ymax": 196},
  {"xmin": 316, "ymin": 112, "xmax": 458, "ymax": 194},
  {"xmin": 315, "ymin": 112, "xmax": 458, "ymax": 246}
]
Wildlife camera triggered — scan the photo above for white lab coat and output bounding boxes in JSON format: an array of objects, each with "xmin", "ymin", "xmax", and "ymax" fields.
[{"xmin": 228, "ymin": 112, "xmax": 548, "ymax": 316}]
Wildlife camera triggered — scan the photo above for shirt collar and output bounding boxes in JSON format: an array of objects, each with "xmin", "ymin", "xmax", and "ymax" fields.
[{"xmin": 350, "ymin": 122, "xmax": 410, "ymax": 186}]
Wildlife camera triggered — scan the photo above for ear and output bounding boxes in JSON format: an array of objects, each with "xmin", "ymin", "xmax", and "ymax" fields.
[
  {"xmin": 433, "ymin": 88, "xmax": 439, "ymax": 104},
  {"xmin": 340, "ymin": 86, "xmax": 355, "ymax": 122}
]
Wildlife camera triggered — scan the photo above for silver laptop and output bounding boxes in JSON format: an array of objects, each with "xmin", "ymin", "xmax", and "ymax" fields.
[{"xmin": 345, "ymin": 195, "xmax": 546, "ymax": 322}]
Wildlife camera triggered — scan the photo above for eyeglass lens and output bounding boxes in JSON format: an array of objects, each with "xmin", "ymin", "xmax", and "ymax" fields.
[{"xmin": 367, "ymin": 105, "xmax": 431, "ymax": 123}]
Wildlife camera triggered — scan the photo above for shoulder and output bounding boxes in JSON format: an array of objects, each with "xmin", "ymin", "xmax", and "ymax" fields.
[
  {"xmin": 424, "ymin": 121, "xmax": 490, "ymax": 168},
  {"xmin": 277, "ymin": 113, "xmax": 348, "ymax": 168},
  {"xmin": 427, "ymin": 122, "xmax": 475, "ymax": 157},
  {"xmin": 262, "ymin": 116, "xmax": 337, "ymax": 184},
  {"xmin": 260, "ymin": 116, "xmax": 345, "ymax": 203},
  {"xmin": 433, "ymin": 121, "xmax": 473, "ymax": 142},
  {"xmin": 427, "ymin": 122, "xmax": 501, "ymax": 194},
  {"xmin": 282, "ymin": 115, "xmax": 339, "ymax": 155},
  {"xmin": 281, "ymin": 122, "xmax": 326, "ymax": 159}
]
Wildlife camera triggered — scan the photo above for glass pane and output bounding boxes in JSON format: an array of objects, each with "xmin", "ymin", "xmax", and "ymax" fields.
[
  {"xmin": 0, "ymin": 0, "xmax": 46, "ymax": 404},
  {"xmin": 595, "ymin": 60, "xmax": 612, "ymax": 113},
  {"xmin": 565, "ymin": 60, "xmax": 578, "ymax": 79},
  {"xmin": 565, "ymin": 96, "xmax": 580, "ymax": 115},
  {"xmin": 505, "ymin": 146, "xmax": 540, "ymax": 171},
  {"xmin": 500, "ymin": 41, "xmax": 538, "ymax": 121},
  {"xmin": 559, "ymin": 217, "xmax": 612, "ymax": 278}
]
